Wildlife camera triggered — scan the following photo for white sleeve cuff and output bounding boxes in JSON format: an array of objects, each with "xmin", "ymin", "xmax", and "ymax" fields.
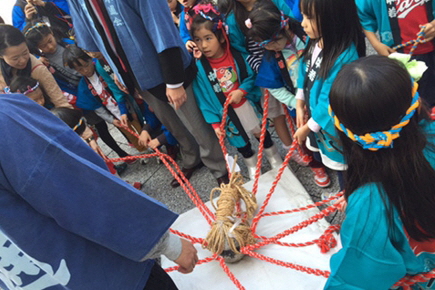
[
  {"xmin": 307, "ymin": 118, "xmax": 321, "ymax": 133},
  {"xmin": 166, "ymin": 82, "xmax": 184, "ymax": 89},
  {"xmin": 162, "ymin": 233, "xmax": 182, "ymax": 261},
  {"xmin": 295, "ymin": 89, "xmax": 305, "ymax": 101}
]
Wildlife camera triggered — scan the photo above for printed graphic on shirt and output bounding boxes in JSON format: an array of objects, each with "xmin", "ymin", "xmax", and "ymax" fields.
[
  {"xmin": 285, "ymin": 49, "xmax": 304, "ymax": 84},
  {"xmin": 394, "ymin": 0, "xmax": 429, "ymax": 19},
  {"xmin": 0, "ymin": 230, "xmax": 71, "ymax": 289},
  {"xmin": 215, "ymin": 66, "xmax": 237, "ymax": 93}
]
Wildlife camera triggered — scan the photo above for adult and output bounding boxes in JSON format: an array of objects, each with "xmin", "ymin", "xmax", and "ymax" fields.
[
  {"xmin": 0, "ymin": 94, "xmax": 197, "ymax": 290},
  {"xmin": 12, "ymin": 0, "xmax": 72, "ymax": 32},
  {"xmin": 0, "ymin": 24, "xmax": 71, "ymax": 108},
  {"xmin": 67, "ymin": 0, "xmax": 228, "ymax": 187}
]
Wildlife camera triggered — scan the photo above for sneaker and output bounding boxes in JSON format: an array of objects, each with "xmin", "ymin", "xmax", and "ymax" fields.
[
  {"xmin": 290, "ymin": 149, "xmax": 311, "ymax": 167},
  {"xmin": 311, "ymin": 167, "xmax": 331, "ymax": 188}
]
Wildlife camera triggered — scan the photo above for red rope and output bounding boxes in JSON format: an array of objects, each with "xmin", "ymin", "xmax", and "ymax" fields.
[{"xmin": 104, "ymin": 110, "xmax": 431, "ymax": 289}]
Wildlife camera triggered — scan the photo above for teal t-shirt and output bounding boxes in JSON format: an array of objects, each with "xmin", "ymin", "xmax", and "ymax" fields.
[{"xmin": 326, "ymin": 120, "xmax": 435, "ymax": 289}]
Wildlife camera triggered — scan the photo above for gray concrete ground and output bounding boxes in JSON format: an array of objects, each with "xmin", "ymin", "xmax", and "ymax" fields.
[{"xmin": 100, "ymin": 39, "xmax": 375, "ymax": 225}]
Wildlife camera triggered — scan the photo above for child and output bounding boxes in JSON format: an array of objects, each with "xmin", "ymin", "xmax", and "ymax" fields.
[
  {"xmin": 24, "ymin": 21, "xmax": 80, "ymax": 97},
  {"xmin": 178, "ymin": 0, "xmax": 200, "ymax": 54},
  {"xmin": 63, "ymin": 45, "xmax": 146, "ymax": 153},
  {"xmin": 355, "ymin": 0, "xmax": 435, "ymax": 107},
  {"xmin": 51, "ymin": 107, "xmax": 143, "ymax": 186},
  {"xmin": 219, "ymin": 0, "xmax": 300, "ymax": 166},
  {"xmin": 326, "ymin": 55, "xmax": 435, "ymax": 289},
  {"xmin": 8, "ymin": 75, "xmax": 53, "ymax": 108},
  {"xmin": 293, "ymin": 0, "xmax": 365, "ymax": 188},
  {"xmin": 247, "ymin": 1, "xmax": 331, "ymax": 187},
  {"xmin": 190, "ymin": 3, "xmax": 282, "ymax": 180}
]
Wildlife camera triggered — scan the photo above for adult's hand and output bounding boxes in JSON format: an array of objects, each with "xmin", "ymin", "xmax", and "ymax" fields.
[
  {"xmin": 166, "ymin": 86, "xmax": 187, "ymax": 110},
  {"xmin": 138, "ymin": 130, "xmax": 151, "ymax": 147},
  {"xmin": 174, "ymin": 238, "xmax": 198, "ymax": 274}
]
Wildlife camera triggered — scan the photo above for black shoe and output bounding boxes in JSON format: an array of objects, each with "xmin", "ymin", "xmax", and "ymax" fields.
[
  {"xmin": 115, "ymin": 163, "xmax": 128, "ymax": 175},
  {"xmin": 216, "ymin": 173, "xmax": 229, "ymax": 186},
  {"xmin": 166, "ymin": 144, "xmax": 180, "ymax": 161},
  {"xmin": 170, "ymin": 162, "xmax": 204, "ymax": 188}
]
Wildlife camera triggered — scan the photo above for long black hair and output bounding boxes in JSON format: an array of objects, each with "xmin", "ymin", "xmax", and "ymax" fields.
[
  {"xmin": 246, "ymin": 1, "xmax": 305, "ymax": 48},
  {"xmin": 330, "ymin": 55, "xmax": 435, "ymax": 242},
  {"xmin": 0, "ymin": 24, "xmax": 32, "ymax": 85},
  {"xmin": 300, "ymin": 0, "xmax": 365, "ymax": 79}
]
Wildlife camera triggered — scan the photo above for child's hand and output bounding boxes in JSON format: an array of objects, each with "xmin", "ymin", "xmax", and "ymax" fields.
[
  {"xmin": 373, "ymin": 42, "xmax": 395, "ymax": 56},
  {"xmin": 214, "ymin": 128, "xmax": 224, "ymax": 139},
  {"xmin": 138, "ymin": 130, "xmax": 151, "ymax": 147},
  {"xmin": 120, "ymin": 114, "xmax": 128, "ymax": 127},
  {"xmin": 148, "ymin": 138, "xmax": 160, "ymax": 149},
  {"xmin": 293, "ymin": 123, "xmax": 311, "ymax": 145},
  {"xmin": 295, "ymin": 99, "xmax": 307, "ymax": 128},
  {"xmin": 421, "ymin": 21, "xmax": 435, "ymax": 42},
  {"xmin": 174, "ymin": 238, "xmax": 198, "ymax": 274},
  {"xmin": 228, "ymin": 90, "xmax": 244, "ymax": 105},
  {"xmin": 114, "ymin": 74, "xmax": 129, "ymax": 94},
  {"xmin": 193, "ymin": 47, "xmax": 202, "ymax": 59},
  {"xmin": 185, "ymin": 40, "xmax": 197, "ymax": 53},
  {"xmin": 172, "ymin": 12, "xmax": 180, "ymax": 25},
  {"xmin": 88, "ymin": 139, "xmax": 105, "ymax": 158},
  {"xmin": 24, "ymin": 3, "xmax": 37, "ymax": 19},
  {"xmin": 113, "ymin": 119, "xmax": 122, "ymax": 127}
]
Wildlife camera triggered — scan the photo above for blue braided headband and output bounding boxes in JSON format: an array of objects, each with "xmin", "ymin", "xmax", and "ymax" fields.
[
  {"xmin": 254, "ymin": 11, "xmax": 289, "ymax": 48},
  {"xmin": 329, "ymin": 83, "xmax": 420, "ymax": 151},
  {"xmin": 24, "ymin": 22, "xmax": 48, "ymax": 36}
]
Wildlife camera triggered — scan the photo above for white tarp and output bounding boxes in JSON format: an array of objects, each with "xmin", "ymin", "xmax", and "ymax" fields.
[{"xmin": 162, "ymin": 167, "xmax": 341, "ymax": 290}]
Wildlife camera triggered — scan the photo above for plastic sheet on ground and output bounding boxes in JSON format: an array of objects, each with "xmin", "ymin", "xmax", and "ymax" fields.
[{"xmin": 162, "ymin": 167, "xmax": 341, "ymax": 290}]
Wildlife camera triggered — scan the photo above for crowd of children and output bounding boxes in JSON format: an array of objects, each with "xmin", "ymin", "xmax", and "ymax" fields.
[{"xmin": 1, "ymin": 0, "xmax": 435, "ymax": 288}]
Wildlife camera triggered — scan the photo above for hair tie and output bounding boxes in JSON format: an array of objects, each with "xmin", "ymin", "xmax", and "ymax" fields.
[
  {"xmin": 254, "ymin": 11, "xmax": 289, "ymax": 48},
  {"xmin": 329, "ymin": 83, "xmax": 420, "ymax": 151},
  {"xmin": 72, "ymin": 117, "xmax": 86, "ymax": 132},
  {"xmin": 22, "ymin": 82, "xmax": 40, "ymax": 95}
]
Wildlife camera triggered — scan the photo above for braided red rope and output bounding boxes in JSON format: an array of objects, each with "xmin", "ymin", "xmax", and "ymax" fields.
[{"xmin": 103, "ymin": 106, "xmax": 434, "ymax": 289}]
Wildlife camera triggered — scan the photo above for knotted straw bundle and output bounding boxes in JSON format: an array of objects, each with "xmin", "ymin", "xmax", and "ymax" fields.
[{"xmin": 203, "ymin": 164, "xmax": 257, "ymax": 255}]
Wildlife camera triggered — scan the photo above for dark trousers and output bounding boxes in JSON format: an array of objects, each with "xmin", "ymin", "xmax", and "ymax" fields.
[{"xmin": 143, "ymin": 263, "xmax": 178, "ymax": 290}]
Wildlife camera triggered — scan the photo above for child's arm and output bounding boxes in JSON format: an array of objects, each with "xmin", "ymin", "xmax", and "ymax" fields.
[
  {"xmin": 179, "ymin": 9, "xmax": 192, "ymax": 45},
  {"xmin": 364, "ymin": 30, "xmax": 395, "ymax": 56},
  {"xmin": 255, "ymin": 54, "xmax": 297, "ymax": 107}
]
